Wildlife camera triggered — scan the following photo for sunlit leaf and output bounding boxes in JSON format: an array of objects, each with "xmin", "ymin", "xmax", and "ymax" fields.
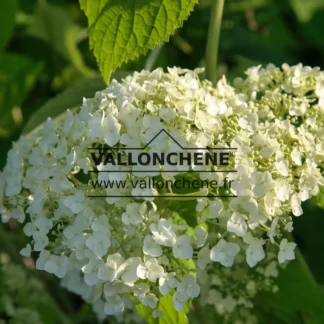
[
  {"xmin": 137, "ymin": 294, "xmax": 190, "ymax": 324},
  {"xmin": 80, "ymin": 0, "xmax": 198, "ymax": 82}
]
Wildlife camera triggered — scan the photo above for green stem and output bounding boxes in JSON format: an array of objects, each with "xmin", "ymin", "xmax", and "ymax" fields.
[{"xmin": 205, "ymin": 0, "xmax": 225, "ymax": 84}]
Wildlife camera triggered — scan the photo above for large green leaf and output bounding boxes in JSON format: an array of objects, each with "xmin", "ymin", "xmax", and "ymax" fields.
[
  {"xmin": 80, "ymin": 0, "xmax": 198, "ymax": 82},
  {"xmin": 137, "ymin": 294, "xmax": 190, "ymax": 324},
  {"xmin": 0, "ymin": 0, "xmax": 18, "ymax": 49},
  {"xmin": 0, "ymin": 53, "xmax": 42, "ymax": 136},
  {"xmin": 294, "ymin": 200, "xmax": 324, "ymax": 284},
  {"xmin": 255, "ymin": 305, "xmax": 304, "ymax": 324},
  {"xmin": 257, "ymin": 249, "xmax": 324, "ymax": 322},
  {"xmin": 28, "ymin": 4, "xmax": 93, "ymax": 77},
  {"xmin": 22, "ymin": 71, "xmax": 129, "ymax": 135},
  {"xmin": 22, "ymin": 75, "xmax": 106, "ymax": 135}
]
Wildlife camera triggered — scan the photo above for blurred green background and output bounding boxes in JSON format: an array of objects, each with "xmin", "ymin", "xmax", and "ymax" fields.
[{"xmin": 1, "ymin": 0, "xmax": 324, "ymax": 323}]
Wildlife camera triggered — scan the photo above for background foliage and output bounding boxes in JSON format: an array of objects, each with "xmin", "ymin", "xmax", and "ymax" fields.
[{"xmin": 0, "ymin": 0, "xmax": 324, "ymax": 323}]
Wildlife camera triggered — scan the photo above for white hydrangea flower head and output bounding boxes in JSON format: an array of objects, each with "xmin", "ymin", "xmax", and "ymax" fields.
[{"xmin": 1, "ymin": 65, "xmax": 323, "ymax": 319}]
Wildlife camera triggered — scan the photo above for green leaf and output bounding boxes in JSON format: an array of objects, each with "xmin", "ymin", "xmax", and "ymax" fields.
[
  {"xmin": 28, "ymin": 3, "xmax": 93, "ymax": 77},
  {"xmin": 255, "ymin": 306, "xmax": 304, "ymax": 324},
  {"xmin": 22, "ymin": 71, "xmax": 129, "ymax": 135},
  {"xmin": 158, "ymin": 294, "xmax": 189, "ymax": 324},
  {"xmin": 22, "ymin": 75, "xmax": 106, "ymax": 135},
  {"xmin": 294, "ymin": 200, "xmax": 324, "ymax": 284},
  {"xmin": 136, "ymin": 242, "xmax": 194, "ymax": 324},
  {"xmin": 290, "ymin": 0, "xmax": 324, "ymax": 22},
  {"xmin": 37, "ymin": 303, "xmax": 60, "ymax": 324},
  {"xmin": 80, "ymin": 0, "xmax": 198, "ymax": 82},
  {"xmin": 0, "ymin": 53, "xmax": 42, "ymax": 135},
  {"xmin": 137, "ymin": 294, "xmax": 190, "ymax": 324},
  {"xmin": 257, "ymin": 249, "xmax": 324, "ymax": 322},
  {"xmin": 0, "ymin": 0, "xmax": 18, "ymax": 49}
]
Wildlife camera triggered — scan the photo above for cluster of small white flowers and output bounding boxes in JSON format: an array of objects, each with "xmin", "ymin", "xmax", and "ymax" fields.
[
  {"xmin": 0, "ymin": 64, "xmax": 323, "ymax": 320},
  {"xmin": 0, "ymin": 261, "xmax": 50, "ymax": 324}
]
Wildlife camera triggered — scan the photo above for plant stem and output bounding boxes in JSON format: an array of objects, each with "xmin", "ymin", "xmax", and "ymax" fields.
[{"xmin": 205, "ymin": 0, "xmax": 225, "ymax": 84}]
